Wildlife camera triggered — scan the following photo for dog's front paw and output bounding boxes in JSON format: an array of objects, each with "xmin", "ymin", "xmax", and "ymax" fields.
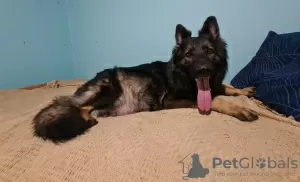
[
  {"xmin": 241, "ymin": 87, "xmax": 256, "ymax": 97},
  {"xmin": 235, "ymin": 108, "xmax": 258, "ymax": 122}
]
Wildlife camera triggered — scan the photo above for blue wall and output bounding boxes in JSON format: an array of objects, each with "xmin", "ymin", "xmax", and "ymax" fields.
[
  {"xmin": 1, "ymin": 0, "xmax": 300, "ymax": 89},
  {"xmin": 66, "ymin": 0, "xmax": 300, "ymax": 83},
  {"xmin": 0, "ymin": 0, "xmax": 73, "ymax": 90}
]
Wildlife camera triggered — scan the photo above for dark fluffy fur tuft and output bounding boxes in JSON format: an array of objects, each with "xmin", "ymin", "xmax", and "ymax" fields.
[{"xmin": 32, "ymin": 96, "xmax": 97, "ymax": 143}]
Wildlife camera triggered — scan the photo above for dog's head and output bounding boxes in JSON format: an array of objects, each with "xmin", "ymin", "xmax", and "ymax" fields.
[
  {"xmin": 172, "ymin": 16, "xmax": 227, "ymax": 79},
  {"xmin": 172, "ymin": 16, "xmax": 228, "ymax": 113}
]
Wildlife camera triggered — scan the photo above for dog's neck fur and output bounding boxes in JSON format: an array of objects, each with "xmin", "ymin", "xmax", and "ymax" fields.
[{"xmin": 165, "ymin": 59, "xmax": 198, "ymax": 100}]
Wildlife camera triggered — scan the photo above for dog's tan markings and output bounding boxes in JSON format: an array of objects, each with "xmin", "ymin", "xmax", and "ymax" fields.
[
  {"xmin": 162, "ymin": 97, "xmax": 258, "ymax": 121},
  {"xmin": 212, "ymin": 96, "xmax": 258, "ymax": 121},
  {"xmin": 80, "ymin": 107, "xmax": 98, "ymax": 126},
  {"xmin": 81, "ymin": 106, "xmax": 94, "ymax": 111},
  {"xmin": 223, "ymin": 84, "xmax": 256, "ymax": 97}
]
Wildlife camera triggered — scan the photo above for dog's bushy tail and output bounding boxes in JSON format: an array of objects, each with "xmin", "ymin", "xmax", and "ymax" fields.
[{"xmin": 32, "ymin": 96, "xmax": 97, "ymax": 143}]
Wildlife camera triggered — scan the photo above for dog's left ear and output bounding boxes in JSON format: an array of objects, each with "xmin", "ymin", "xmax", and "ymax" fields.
[
  {"xmin": 175, "ymin": 24, "xmax": 192, "ymax": 46},
  {"xmin": 198, "ymin": 16, "xmax": 220, "ymax": 40}
]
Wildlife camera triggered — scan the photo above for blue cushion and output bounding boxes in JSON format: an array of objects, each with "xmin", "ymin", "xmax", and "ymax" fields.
[{"xmin": 230, "ymin": 31, "xmax": 300, "ymax": 121}]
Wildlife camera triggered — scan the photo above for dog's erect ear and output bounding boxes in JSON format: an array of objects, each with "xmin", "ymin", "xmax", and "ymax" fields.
[
  {"xmin": 175, "ymin": 24, "xmax": 191, "ymax": 46},
  {"xmin": 198, "ymin": 16, "xmax": 220, "ymax": 40}
]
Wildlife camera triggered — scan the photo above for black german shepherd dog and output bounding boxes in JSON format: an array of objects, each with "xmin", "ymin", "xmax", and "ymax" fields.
[{"xmin": 33, "ymin": 16, "xmax": 258, "ymax": 143}]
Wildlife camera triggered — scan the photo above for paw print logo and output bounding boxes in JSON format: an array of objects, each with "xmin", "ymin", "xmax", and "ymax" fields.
[{"xmin": 256, "ymin": 158, "xmax": 266, "ymax": 168}]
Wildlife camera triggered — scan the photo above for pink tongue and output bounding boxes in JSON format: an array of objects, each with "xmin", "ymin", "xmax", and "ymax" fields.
[{"xmin": 196, "ymin": 78, "xmax": 212, "ymax": 113}]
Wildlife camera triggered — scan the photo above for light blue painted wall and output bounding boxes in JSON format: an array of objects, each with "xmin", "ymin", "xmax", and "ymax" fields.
[
  {"xmin": 0, "ymin": 0, "xmax": 73, "ymax": 90},
  {"xmin": 2, "ymin": 0, "xmax": 299, "ymax": 90},
  {"xmin": 66, "ymin": 0, "xmax": 300, "ymax": 83}
]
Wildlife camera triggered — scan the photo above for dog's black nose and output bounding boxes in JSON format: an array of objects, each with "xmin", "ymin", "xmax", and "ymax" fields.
[{"xmin": 196, "ymin": 65, "xmax": 212, "ymax": 75}]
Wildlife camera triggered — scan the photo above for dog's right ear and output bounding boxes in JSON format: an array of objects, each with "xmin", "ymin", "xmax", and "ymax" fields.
[
  {"xmin": 175, "ymin": 24, "xmax": 191, "ymax": 46},
  {"xmin": 198, "ymin": 16, "xmax": 220, "ymax": 40}
]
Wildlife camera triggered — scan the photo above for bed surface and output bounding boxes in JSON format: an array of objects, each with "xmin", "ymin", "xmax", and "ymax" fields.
[{"xmin": 0, "ymin": 80, "xmax": 300, "ymax": 182}]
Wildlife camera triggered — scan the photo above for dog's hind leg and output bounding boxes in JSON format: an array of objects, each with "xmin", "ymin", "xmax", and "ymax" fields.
[
  {"xmin": 71, "ymin": 70, "xmax": 117, "ymax": 120},
  {"xmin": 73, "ymin": 74, "xmax": 112, "ymax": 106},
  {"xmin": 32, "ymin": 70, "xmax": 116, "ymax": 142},
  {"xmin": 221, "ymin": 84, "xmax": 256, "ymax": 97},
  {"xmin": 212, "ymin": 96, "xmax": 258, "ymax": 121}
]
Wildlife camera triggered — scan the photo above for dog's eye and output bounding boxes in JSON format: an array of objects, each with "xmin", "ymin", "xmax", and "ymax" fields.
[
  {"xmin": 203, "ymin": 46, "xmax": 214, "ymax": 55},
  {"xmin": 185, "ymin": 52, "xmax": 192, "ymax": 57},
  {"xmin": 206, "ymin": 48, "xmax": 214, "ymax": 55}
]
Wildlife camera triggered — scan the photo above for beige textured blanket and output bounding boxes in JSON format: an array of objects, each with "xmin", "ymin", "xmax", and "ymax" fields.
[{"xmin": 1, "ymin": 80, "xmax": 300, "ymax": 182}]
